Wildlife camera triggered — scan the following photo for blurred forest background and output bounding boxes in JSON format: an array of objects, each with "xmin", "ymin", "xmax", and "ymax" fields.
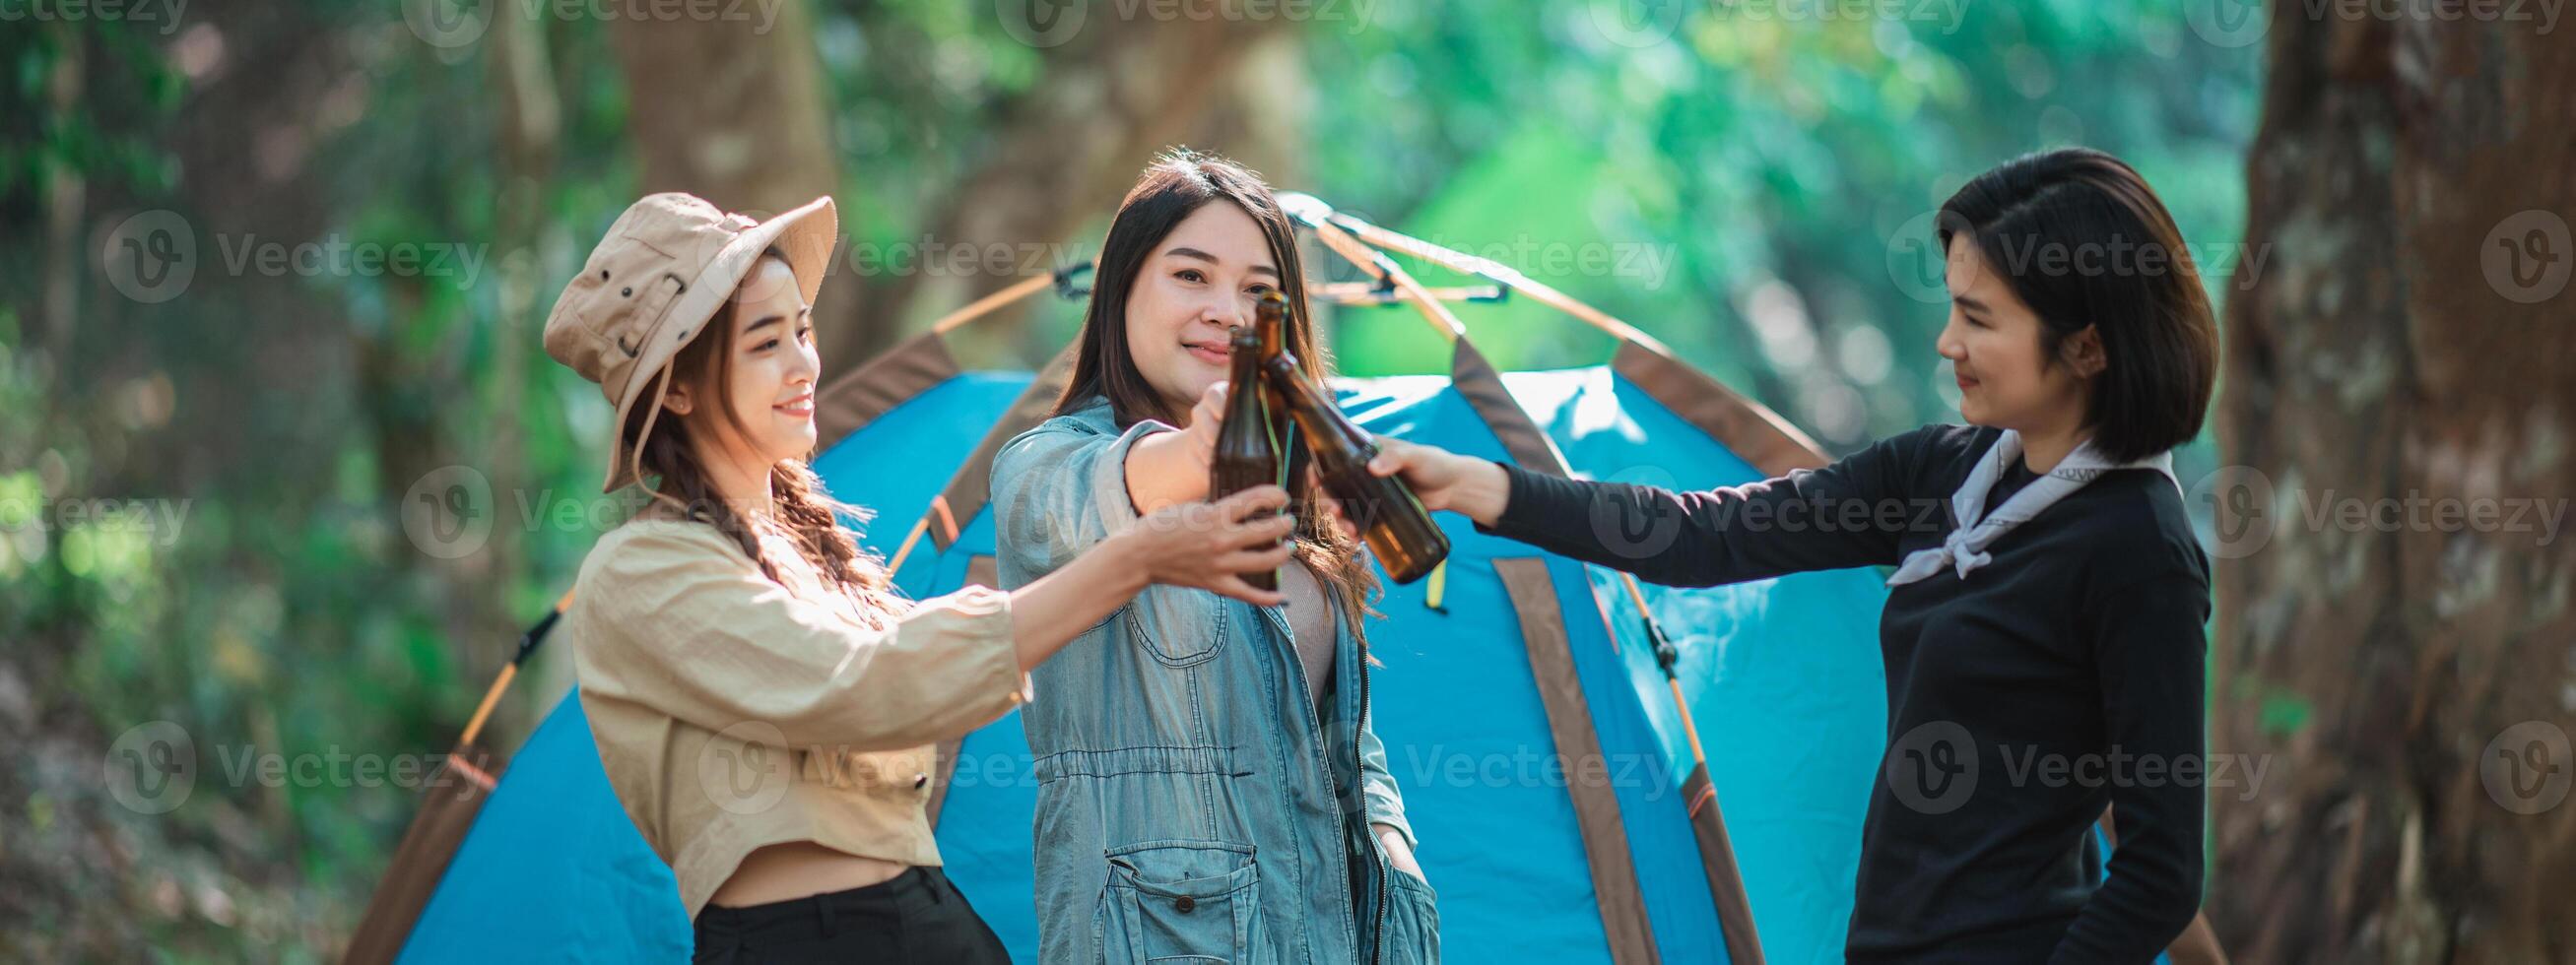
[{"xmin": 3, "ymin": 0, "xmax": 2569, "ymax": 962}]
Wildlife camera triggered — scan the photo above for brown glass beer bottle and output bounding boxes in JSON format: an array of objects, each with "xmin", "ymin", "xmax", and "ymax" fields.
[
  {"xmin": 1253, "ymin": 292, "xmax": 1302, "ymax": 494},
  {"xmin": 1209, "ymin": 325, "xmax": 1283, "ymax": 591},
  {"xmin": 1260, "ymin": 350, "xmax": 1451, "ymax": 584}
]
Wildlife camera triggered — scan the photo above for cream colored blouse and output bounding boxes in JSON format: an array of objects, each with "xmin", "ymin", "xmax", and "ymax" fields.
[{"xmin": 562, "ymin": 517, "xmax": 1029, "ymax": 917}]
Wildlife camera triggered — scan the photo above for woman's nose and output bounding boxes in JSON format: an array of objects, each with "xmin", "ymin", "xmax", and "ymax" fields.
[{"xmin": 789, "ymin": 339, "xmax": 821, "ymax": 383}]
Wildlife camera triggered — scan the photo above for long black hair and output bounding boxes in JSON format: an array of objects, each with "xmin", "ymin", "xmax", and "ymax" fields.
[{"xmin": 1057, "ymin": 149, "xmax": 1378, "ymax": 642}]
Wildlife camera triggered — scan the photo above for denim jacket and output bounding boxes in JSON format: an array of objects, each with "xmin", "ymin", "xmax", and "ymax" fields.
[{"xmin": 992, "ymin": 398, "xmax": 1440, "ymax": 964}]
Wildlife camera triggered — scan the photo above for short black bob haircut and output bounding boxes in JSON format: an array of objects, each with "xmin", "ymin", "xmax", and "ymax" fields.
[{"xmin": 1938, "ymin": 148, "xmax": 2219, "ymax": 463}]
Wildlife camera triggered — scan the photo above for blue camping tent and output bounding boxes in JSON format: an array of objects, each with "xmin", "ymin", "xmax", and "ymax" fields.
[{"xmin": 369, "ymin": 204, "xmax": 2214, "ymax": 965}]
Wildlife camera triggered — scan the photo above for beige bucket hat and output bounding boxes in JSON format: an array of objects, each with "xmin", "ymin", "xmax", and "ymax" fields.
[{"xmin": 544, "ymin": 192, "xmax": 838, "ymax": 492}]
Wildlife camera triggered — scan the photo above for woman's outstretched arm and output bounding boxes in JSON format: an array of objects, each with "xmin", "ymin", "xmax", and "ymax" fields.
[
  {"xmin": 1005, "ymin": 484, "xmax": 1295, "ymax": 670},
  {"xmin": 1363, "ymin": 430, "xmax": 1939, "ymax": 588}
]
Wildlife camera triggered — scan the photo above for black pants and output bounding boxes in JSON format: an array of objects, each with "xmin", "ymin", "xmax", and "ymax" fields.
[{"xmin": 691, "ymin": 866, "xmax": 1010, "ymax": 964}]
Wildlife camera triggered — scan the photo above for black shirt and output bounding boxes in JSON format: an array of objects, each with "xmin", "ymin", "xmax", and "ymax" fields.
[{"xmin": 1482, "ymin": 423, "xmax": 2209, "ymax": 964}]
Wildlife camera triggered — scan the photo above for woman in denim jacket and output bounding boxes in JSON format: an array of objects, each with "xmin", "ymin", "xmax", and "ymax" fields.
[{"xmin": 991, "ymin": 152, "xmax": 1439, "ymax": 964}]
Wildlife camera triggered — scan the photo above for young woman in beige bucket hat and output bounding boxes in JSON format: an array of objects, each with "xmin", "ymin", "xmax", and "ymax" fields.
[{"xmin": 543, "ymin": 192, "xmax": 1298, "ymax": 962}]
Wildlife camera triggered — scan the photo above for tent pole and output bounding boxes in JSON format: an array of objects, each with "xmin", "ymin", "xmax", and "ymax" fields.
[
  {"xmin": 1314, "ymin": 281, "xmax": 1500, "ymax": 306},
  {"xmin": 1283, "ymin": 193, "xmax": 1464, "ymax": 344},
  {"xmin": 458, "ymin": 591, "xmax": 574, "ymax": 748},
  {"xmin": 886, "ymin": 515, "xmax": 933, "ymax": 577},
  {"xmin": 930, "ymin": 272, "xmax": 1057, "ymax": 335},
  {"xmin": 1326, "ymin": 210, "xmax": 1679, "ymax": 356}
]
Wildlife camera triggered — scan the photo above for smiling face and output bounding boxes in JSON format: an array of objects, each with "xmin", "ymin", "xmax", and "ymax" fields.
[
  {"xmin": 1122, "ymin": 201, "xmax": 1284, "ymax": 423},
  {"xmin": 662, "ymin": 255, "xmax": 820, "ymax": 471},
  {"xmin": 1935, "ymin": 235, "xmax": 2101, "ymax": 435}
]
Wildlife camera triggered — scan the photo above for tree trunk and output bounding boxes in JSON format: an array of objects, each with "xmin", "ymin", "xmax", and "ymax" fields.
[
  {"xmin": 2213, "ymin": 8, "xmax": 2576, "ymax": 964},
  {"xmin": 606, "ymin": 2, "xmax": 854, "ymax": 348},
  {"xmin": 840, "ymin": 18, "xmax": 1293, "ymax": 378}
]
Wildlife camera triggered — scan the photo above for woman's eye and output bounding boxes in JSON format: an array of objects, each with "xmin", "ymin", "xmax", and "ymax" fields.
[
  {"xmin": 756, "ymin": 339, "xmax": 781, "ymax": 352},
  {"xmin": 1246, "ymin": 284, "xmax": 1274, "ymax": 297},
  {"xmin": 1175, "ymin": 269, "xmax": 1205, "ymax": 284}
]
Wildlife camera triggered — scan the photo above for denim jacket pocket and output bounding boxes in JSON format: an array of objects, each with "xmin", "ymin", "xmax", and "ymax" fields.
[
  {"xmin": 1126, "ymin": 585, "xmax": 1229, "ymax": 668},
  {"xmin": 1377, "ymin": 863, "xmax": 1441, "ymax": 964},
  {"xmin": 1093, "ymin": 839, "xmax": 1267, "ymax": 964}
]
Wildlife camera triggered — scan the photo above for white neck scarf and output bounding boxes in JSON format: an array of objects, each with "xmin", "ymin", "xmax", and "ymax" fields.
[{"xmin": 1885, "ymin": 429, "xmax": 2177, "ymax": 587}]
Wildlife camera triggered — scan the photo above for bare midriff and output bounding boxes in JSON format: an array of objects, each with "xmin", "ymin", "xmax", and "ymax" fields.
[{"xmin": 705, "ymin": 841, "xmax": 910, "ymax": 909}]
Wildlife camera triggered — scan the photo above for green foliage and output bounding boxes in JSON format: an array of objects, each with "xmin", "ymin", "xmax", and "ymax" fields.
[{"xmin": 1302, "ymin": 3, "xmax": 2261, "ymax": 452}]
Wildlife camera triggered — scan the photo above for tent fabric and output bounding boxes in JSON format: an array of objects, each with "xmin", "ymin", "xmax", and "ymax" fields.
[
  {"xmin": 378, "ymin": 346, "xmax": 1897, "ymax": 965},
  {"xmin": 342, "ymin": 742, "xmax": 499, "ymax": 963},
  {"xmin": 393, "ymin": 695, "xmax": 692, "ymax": 964}
]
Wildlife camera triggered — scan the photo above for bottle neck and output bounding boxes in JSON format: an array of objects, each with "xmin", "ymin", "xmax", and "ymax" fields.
[{"xmin": 1263, "ymin": 354, "xmax": 1373, "ymax": 454}]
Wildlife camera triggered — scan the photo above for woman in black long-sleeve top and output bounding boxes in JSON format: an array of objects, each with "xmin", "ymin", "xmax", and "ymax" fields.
[{"xmin": 1352, "ymin": 149, "xmax": 2220, "ymax": 964}]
